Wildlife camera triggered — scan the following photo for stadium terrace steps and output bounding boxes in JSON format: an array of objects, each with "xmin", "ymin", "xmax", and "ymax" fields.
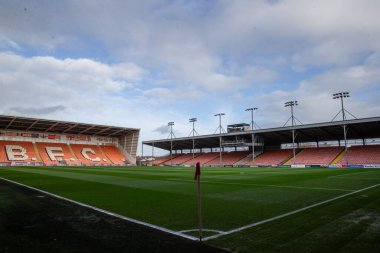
[
  {"xmin": 245, "ymin": 149, "xmax": 294, "ymax": 166},
  {"xmin": 116, "ymin": 145, "xmax": 135, "ymax": 165},
  {"xmin": 68, "ymin": 144, "xmax": 80, "ymax": 162},
  {"xmin": 336, "ymin": 145, "xmax": 380, "ymax": 165},
  {"xmin": 285, "ymin": 147, "xmax": 344, "ymax": 166},
  {"xmin": 33, "ymin": 142, "xmax": 44, "ymax": 163},
  {"xmin": 331, "ymin": 148, "xmax": 348, "ymax": 164}
]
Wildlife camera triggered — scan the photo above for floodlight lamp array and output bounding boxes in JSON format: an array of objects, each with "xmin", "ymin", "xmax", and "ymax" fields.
[
  {"xmin": 284, "ymin": 101, "xmax": 298, "ymax": 107},
  {"xmin": 189, "ymin": 118, "xmax": 197, "ymax": 123},
  {"xmin": 333, "ymin": 92, "xmax": 350, "ymax": 99},
  {"xmin": 214, "ymin": 113, "xmax": 225, "ymax": 117},
  {"xmin": 168, "ymin": 122, "xmax": 174, "ymax": 126}
]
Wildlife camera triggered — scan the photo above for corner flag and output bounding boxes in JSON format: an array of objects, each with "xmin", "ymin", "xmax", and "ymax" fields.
[
  {"xmin": 194, "ymin": 162, "xmax": 202, "ymax": 241},
  {"xmin": 194, "ymin": 162, "xmax": 201, "ymax": 180}
]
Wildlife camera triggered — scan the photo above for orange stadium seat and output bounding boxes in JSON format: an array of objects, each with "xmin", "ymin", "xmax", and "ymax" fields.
[
  {"xmin": 206, "ymin": 151, "xmax": 250, "ymax": 166},
  {"xmin": 100, "ymin": 145, "xmax": 127, "ymax": 165},
  {"xmin": 245, "ymin": 149, "xmax": 294, "ymax": 166},
  {"xmin": 164, "ymin": 153, "xmax": 197, "ymax": 165},
  {"xmin": 337, "ymin": 145, "xmax": 380, "ymax": 165},
  {"xmin": 70, "ymin": 144, "xmax": 111, "ymax": 165},
  {"xmin": 36, "ymin": 142, "xmax": 78, "ymax": 165},
  {"xmin": 286, "ymin": 147, "xmax": 343, "ymax": 166},
  {"xmin": 0, "ymin": 140, "xmax": 41, "ymax": 164},
  {"xmin": 152, "ymin": 155, "xmax": 178, "ymax": 166},
  {"xmin": 182, "ymin": 152, "xmax": 221, "ymax": 166}
]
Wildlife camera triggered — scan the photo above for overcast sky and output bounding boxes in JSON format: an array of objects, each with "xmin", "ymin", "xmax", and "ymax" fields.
[{"xmin": 1, "ymin": 0, "xmax": 380, "ymax": 154}]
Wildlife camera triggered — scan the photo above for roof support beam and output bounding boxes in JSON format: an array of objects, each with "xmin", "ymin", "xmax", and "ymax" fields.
[
  {"xmin": 63, "ymin": 123, "xmax": 79, "ymax": 133},
  {"xmin": 107, "ymin": 129, "xmax": 126, "ymax": 137},
  {"xmin": 79, "ymin": 125, "xmax": 97, "ymax": 134},
  {"xmin": 26, "ymin": 119, "xmax": 40, "ymax": 131},
  {"xmin": 94, "ymin": 127, "xmax": 112, "ymax": 135},
  {"xmin": 45, "ymin": 122, "xmax": 63, "ymax": 132},
  {"xmin": 5, "ymin": 117, "xmax": 16, "ymax": 130}
]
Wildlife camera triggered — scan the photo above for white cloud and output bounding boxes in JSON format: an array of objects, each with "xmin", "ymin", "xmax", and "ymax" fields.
[
  {"xmin": 0, "ymin": 53, "xmax": 148, "ymax": 124},
  {"xmin": 256, "ymin": 63, "xmax": 380, "ymax": 127}
]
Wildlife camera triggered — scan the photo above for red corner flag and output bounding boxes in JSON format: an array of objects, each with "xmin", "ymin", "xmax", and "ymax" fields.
[
  {"xmin": 194, "ymin": 162, "xmax": 201, "ymax": 180},
  {"xmin": 194, "ymin": 162, "xmax": 202, "ymax": 241}
]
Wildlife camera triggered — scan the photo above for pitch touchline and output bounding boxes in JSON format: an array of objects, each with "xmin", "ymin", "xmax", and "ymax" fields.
[
  {"xmin": 168, "ymin": 179, "xmax": 353, "ymax": 192},
  {"xmin": 202, "ymin": 183, "xmax": 380, "ymax": 241},
  {"xmin": 0, "ymin": 177, "xmax": 198, "ymax": 241}
]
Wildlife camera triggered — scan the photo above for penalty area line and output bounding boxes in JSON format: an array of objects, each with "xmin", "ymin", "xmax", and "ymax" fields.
[
  {"xmin": 202, "ymin": 183, "xmax": 380, "ymax": 241},
  {"xmin": 0, "ymin": 177, "xmax": 198, "ymax": 241}
]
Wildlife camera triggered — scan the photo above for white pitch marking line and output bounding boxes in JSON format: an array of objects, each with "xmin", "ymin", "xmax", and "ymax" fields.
[
  {"xmin": 179, "ymin": 228, "xmax": 225, "ymax": 234},
  {"xmin": 0, "ymin": 177, "xmax": 198, "ymax": 241},
  {"xmin": 202, "ymin": 183, "xmax": 380, "ymax": 241},
  {"xmin": 328, "ymin": 171, "xmax": 380, "ymax": 179},
  {"xmin": 168, "ymin": 179, "xmax": 353, "ymax": 192}
]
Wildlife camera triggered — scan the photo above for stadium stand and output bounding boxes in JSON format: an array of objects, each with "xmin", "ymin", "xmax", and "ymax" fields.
[
  {"xmin": 245, "ymin": 149, "xmax": 294, "ymax": 166},
  {"xmin": 182, "ymin": 152, "xmax": 220, "ymax": 165},
  {"xmin": 70, "ymin": 144, "xmax": 111, "ymax": 165},
  {"xmin": 144, "ymin": 117, "xmax": 380, "ymax": 167},
  {"xmin": 100, "ymin": 145, "xmax": 126, "ymax": 165},
  {"xmin": 151, "ymin": 155, "xmax": 176, "ymax": 166},
  {"xmin": 336, "ymin": 145, "xmax": 380, "ymax": 165},
  {"xmin": 36, "ymin": 142, "xmax": 78, "ymax": 165},
  {"xmin": 285, "ymin": 147, "xmax": 344, "ymax": 166},
  {"xmin": 0, "ymin": 115, "xmax": 139, "ymax": 166},
  {"xmin": 206, "ymin": 151, "xmax": 250, "ymax": 166},
  {"xmin": 163, "ymin": 153, "xmax": 198, "ymax": 165},
  {"xmin": 0, "ymin": 140, "xmax": 131, "ymax": 166},
  {"xmin": 235, "ymin": 151, "xmax": 263, "ymax": 165},
  {"xmin": 0, "ymin": 141, "xmax": 41, "ymax": 164}
]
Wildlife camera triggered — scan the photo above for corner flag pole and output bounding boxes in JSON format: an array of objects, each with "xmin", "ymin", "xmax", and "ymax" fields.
[{"xmin": 194, "ymin": 162, "xmax": 202, "ymax": 241}]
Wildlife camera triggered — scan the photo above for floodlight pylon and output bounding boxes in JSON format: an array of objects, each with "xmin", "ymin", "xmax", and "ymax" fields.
[
  {"xmin": 189, "ymin": 118, "xmax": 198, "ymax": 159},
  {"xmin": 167, "ymin": 122, "xmax": 175, "ymax": 165},
  {"xmin": 284, "ymin": 101, "xmax": 301, "ymax": 165},
  {"xmin": 245, "ymin": 107, "xmax": 259, "ymax": 162},
  {"xmin": 332, "ymin": 92, "xmax": 356, "ymax": 165},
  {"xmin": 214, "ymin": 113, "xmax": 225, "ymax": 166}
]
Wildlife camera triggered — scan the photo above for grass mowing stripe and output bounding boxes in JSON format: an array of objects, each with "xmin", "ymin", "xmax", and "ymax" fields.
[
  {"xmin": 2, "ymin": 167, "xmax": 185, "ymax": 191},
  {"xmin": 0, "ymin": 176, "xmax": 198, "ymax": 241},
  {"xmin": 328, "ymin": 170, "xmax": 380, "ymax": 179},
  {"xmin": 168, "ymin": 179, "xmax": 353, "ymax": 192},
  {"xmin": 203, "ymin": 183, "xmax": 380, "ymax": 241}
]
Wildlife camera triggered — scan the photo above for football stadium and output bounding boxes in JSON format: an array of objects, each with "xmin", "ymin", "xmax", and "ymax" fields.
[
  {"xmin": 1, "ymin": 108, "xmax": 380, "ymax": 252},
  {"xmin": 1, "ymin": 1, "xmax": 380, "ymax": 253}
]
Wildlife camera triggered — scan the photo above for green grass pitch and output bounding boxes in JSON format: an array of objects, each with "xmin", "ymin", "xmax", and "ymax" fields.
[{"xmin": 1, "ymin": 166, "xmax": 380, "ymax": 252}]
